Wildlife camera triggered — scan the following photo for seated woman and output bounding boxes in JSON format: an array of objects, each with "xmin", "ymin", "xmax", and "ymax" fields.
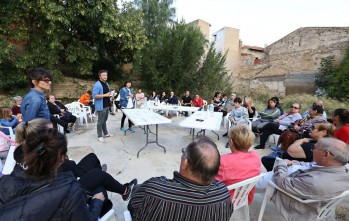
[
  {"xmin": 254, "ymin": 103, "xmax": 302, "ymax": 150},
  {"xmin": 0, "ymin": 126, "xmax": 105, "ymax": 220},
  {"xmin": 159, "ymin": 91, "xmax": 168, "ymax": 104},
  {"xmin": 277, "ymin": 104, "xmax": 327, "ymax": 150},
  {"xmin": 211, "ymin": 91, "xmax": 227, "ymax": 116},
  {"xmin": 11, "ymin": 96, "xmax": 23, "ymax": 122},
  {"xmin": 0, "ymin": 107, "xmax": 19, "ymax": 136},
  {"xmin": 261, "ymin": 122, "xmax": 335, "ymax": 171},
  {"xmin": 252, "ymin": 97, "xmax": 281, "ymax": 132},
  {"xmin": 192, "ymin": 94, "xmax": 204, "ymax": 110},
  {"xmin": 13, "ymin": 119, "xmax": 137, "ymax": 206},
  {"xmin": 135, "ymin": 89, "xmax": 145, "ymax": 108},
  {"xmin": 47, "ymin": 94, "xmax": 76, "ymax": 133},
  {"xmin": 243, "ymin": 96, "xmax": 256, "ymax": 119},
  {"xmin": 302, "ymin": 100, "xmax": 327, "ymax": 119},
  {"xmin": 149, "ymin": 90, "xmax": 158, "ymax": 101},
  {"xmin": 216, "ymin": 124, "xmax": 261, "ymax": 204},
  {"xmin": 332, "ymin": 108, "xmax": 349, "ymax": 144},
  {"xmin": 285, "ymin": 123, "xmax": 336, "ymax": 161}
]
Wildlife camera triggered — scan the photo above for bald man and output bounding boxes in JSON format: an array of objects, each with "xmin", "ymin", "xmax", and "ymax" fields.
[
  {"xmin": 271, "ymin": 138, "xmax": 349, "ymax": 220},
  {"xmin": 128, "ymin": 138, "xmax": 234, "ymax": 221}
]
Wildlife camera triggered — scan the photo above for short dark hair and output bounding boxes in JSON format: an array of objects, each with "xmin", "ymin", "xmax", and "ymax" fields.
[
  {"xmin": 98, "ymin": 70, "xmax": 108, "ymax": 76},
  {"xmin": 334, "ymin": 108, "xmax": 349, "ymax": 124},
  {"xmin": 23, "ymin": 128, "xmax": 67, "ymax": 180},
  {"xmin": 312, "ymin": 104, "xmax": 324, "ymax": 114},
  {"xmin": 234, "ymin": 97, "xmax": 242, "ymax": 104},
  {"xmin": 185, "ymin": 138, "xmax": 220, "ymax": 184},
  {"xmin": 26, "ymin": 68, "xmax": 52, "ymax": 88}
]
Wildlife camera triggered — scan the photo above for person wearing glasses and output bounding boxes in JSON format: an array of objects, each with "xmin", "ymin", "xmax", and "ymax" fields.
[
  {"xmin": 254, "ymin": 103, "xmax": 302, "ymax": 150},
  {"xmin": 270, "ymin": 138, "xmax": 349, "ymax": 221},
  {"xmin": 20, "ymin": 68, "xmax": 52, "ymax": 121},
  {"xmin": 276, "ymin": 104, "xmax": 328, "ymax": 151},
  {"xmin": 128, "ymin": 138, "xmax": 234, "ymax": 221}
]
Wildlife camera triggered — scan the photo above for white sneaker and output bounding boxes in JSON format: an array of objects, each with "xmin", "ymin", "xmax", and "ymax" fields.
[
  {"xmin": 104, "ymin": 134, "xmax": 113, "ymax": 138},
  {"xmin": 98, "ymin": 137, "xmax": 105, "ymax": 143}
]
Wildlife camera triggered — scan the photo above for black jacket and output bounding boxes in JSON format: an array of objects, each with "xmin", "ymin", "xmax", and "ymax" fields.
[{"xmin": 0, "ymin": 166, "xmax": 103, "ymax": 221}]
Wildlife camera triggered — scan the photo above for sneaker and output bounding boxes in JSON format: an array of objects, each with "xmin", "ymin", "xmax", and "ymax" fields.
[
  {"xmin": 122, "ymin": 179, "xmax": 138, "ymax": 201},
  {"xmin": 104, "ymin": 134, "xmax": 113, "ymax": 138},
  {"xmin": 225, "ymin": 142, "xmax": 230, "ymax": 148},
  {"xmin": 110, "ymin": 112, "xmax": 115, "ymax": 115},
  {"xmin": 120, "ymin": 127, "xmax": 127, "ymax": 132},
  {"xmin": 101, "ymin": 164, "xmax": 107, "ymax": 172},
  {"xmin": 65, "ymin": 130, "xmax": 71, "ymax": 134},
  {"xmin": 254, "ymin": 145, "xmax": 265, "ymax": 150},
  {"xmin": 98, "ymin": 137, "xmax": 105, "ymax": 143},
  {"xmin": 129, "ymin": 127, "xmax": 135, "ymax": 133}
]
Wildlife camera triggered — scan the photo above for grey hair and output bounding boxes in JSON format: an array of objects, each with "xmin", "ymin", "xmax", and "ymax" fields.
[
  {"xmin": 13, "ymin": 96, "xmax": 22, "ymax": 102},
  {"xmin": 317, "ymin": 138, "xmax": 349, "ymax": 164}
]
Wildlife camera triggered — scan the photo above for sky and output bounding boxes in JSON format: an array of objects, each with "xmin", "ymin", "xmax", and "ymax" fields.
[{"xmin": 173, "ymin": 0, "xmax": 349, "ymax": 47}]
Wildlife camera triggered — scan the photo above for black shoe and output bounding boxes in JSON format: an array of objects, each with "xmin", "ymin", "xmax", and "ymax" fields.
[
  {"xmin": 65, "ymin": 130, "xmax": 71, "ymax": 134},
  {"xmin": 225, "ymin": 142, "xmax": 230, "ymax": 148},
  {"xmin": 222, "ymin": 132, "xmax": 228, "ymax": 137},
  {"xmin": 254, "ymin": 145, "xmax": 265, "ymax": 150},
  {"xmin": 110, "ymin": 112, "xmax": 115, "ymax": 115},
  {"xmin": 122, "ymin": 179, "xmax": 138, "ymax": 201}
]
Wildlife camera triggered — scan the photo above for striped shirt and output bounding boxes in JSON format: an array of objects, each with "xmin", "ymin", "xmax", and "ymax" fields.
[{"xmin": 128, "ymin": 171, "xmax": 234, "ymax": 221}]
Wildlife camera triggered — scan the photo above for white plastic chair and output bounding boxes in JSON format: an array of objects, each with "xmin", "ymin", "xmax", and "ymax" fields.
[
  {"xmin": 53, "ymin": 114, "xmax": 66, "ymax": 134},
  {"xmin": 1, "ymin": 145, "xmax": 16, "ymax": 175},
  {"xmin": 0, "ymin": 124, "xmax": 15, "ymax": 140},
  {"xmin": 258, "ymin": 181, "xmax": 349, "ymax": 221},
  {"xmin": 66, "ymin": 102, "xmax": 89, "ymax": 127},
  {"xmin": 79, "ymin": 102, "xmax": 95, "ymax": 123},
  {"xmin": 123, "ymin": 210, "xmax": 132, "ymax": 221},
  {"xmin": 99, "ymin": 209, "xmax": 115, "ymax": 221},
  {"xmin": 227, "ymin": 174, "xmax": 266, "ymax": 221}
]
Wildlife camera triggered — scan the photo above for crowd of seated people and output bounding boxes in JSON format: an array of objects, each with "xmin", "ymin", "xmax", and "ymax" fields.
[{"xmin": 2, "ymin": 78, "xmax": 349, "ymax": 221}]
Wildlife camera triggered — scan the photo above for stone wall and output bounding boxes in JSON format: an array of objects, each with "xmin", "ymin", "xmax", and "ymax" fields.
[{"xmin": 238, "ymin": 27, "xmax": 349, "ymax": 95}]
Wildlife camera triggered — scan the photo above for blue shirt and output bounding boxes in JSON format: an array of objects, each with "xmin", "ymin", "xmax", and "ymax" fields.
[
  {"xmin": 92, "ymin": 81, "xmax": 110, "ymax": 111},
  {"xmin": 20, "ymin": 88, "xmax": 50, "ymax": 121}
]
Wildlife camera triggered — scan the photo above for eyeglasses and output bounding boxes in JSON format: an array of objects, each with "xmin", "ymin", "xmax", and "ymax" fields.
[
  {"xmin": 41, "ymin": 78, "xmax": 52, "ymax": 84},
  {"xmin": 290, "ymin": 106, "xmax": 299, "ymax": 109},
  {"xmin": 181, "ymin": 148, "xmax": 186, "ymax": 154}
]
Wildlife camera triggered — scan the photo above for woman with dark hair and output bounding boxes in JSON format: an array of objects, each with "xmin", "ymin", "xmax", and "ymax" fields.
[
  {"xmin": 332, "ymin": 108, "xmax": 349, "ymax": 144},
  {"xmin": 47, "ymin": 94, "xmax": 76, "ymax": 133},
  {"xmin": 120, "ymin": 80, "xmax": 135, "ymax": 133},
  {"xmin": 211, "ymin": 91, "xmax": 227, "ymax": 116},
  {"xmin": 149, "ymin": 91, "xmax": 158, "ymax": 101},
  {"xmin": 251, "ymin": 97, "xmax": 281, "ymax": 132},
  {"xmin": 11, "ymin": 119, "xmax": 138, "ymax": 216},
  {"xmin": 0, "ymin": 127, "xmax": 105, "ymax": 220},
  {"xmin": 21, "ymin": 68, "xmax": 52, "ymax": 121},
  {"xmin": 159, "ymin": 91, "xmax": 168, "ymax": 104}
]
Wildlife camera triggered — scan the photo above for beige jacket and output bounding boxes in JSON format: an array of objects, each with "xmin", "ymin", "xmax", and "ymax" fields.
[{"xmin": 272, "ymin": 161, "xmax": 349, "ymax": 221}]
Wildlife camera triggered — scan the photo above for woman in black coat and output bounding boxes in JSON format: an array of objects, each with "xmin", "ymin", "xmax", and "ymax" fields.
[{"xmin": 0, "ymin": 127, "xmax": 104, "ymax": 220}]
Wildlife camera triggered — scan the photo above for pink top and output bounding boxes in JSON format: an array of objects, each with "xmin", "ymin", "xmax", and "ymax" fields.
[
  {"xmin": 136, "ymin": 92, "xmax": 145, "ymax": 102},
  {"xmin": 216, "ymin": 151, "xmax": 261, "ymax": 204},
  {"xmin": 334, "ymin": 125, "xmax": 349, "ymax": 144}
]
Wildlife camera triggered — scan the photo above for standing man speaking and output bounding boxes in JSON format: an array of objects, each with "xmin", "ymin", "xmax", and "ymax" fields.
[{"xmin": 92, "ymin": 70, "xmax": 113, "ymax": 143}]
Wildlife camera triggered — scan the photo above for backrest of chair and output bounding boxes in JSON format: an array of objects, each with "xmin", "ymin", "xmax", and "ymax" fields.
[
  {"xmin": 203, "ymin": 100, "xmax": 208, "ymax": 106},
  {"xmin": 99, "ymin": 209, "xmax": 115, "ymax": 221},
  {"xmin": 227, "ymin": 174, "xmax": 265, "ymax": 210},
  {"xmin": 317, "ymin": 190, "xmax": 349, "ymax": 219},
  {"xmin": 2, "ymin": 145, "xmax": 16, "ymax": 175},
  {"xmin": 123, "ymin": 210, "xmax": 132, "ymax": 221}
]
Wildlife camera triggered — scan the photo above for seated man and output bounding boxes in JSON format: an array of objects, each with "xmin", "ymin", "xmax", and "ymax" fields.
[
  {"xmin": 128, "ymin": 138, "xmax": 234, "ymax": 221},
  {"xmin": 181, "ymin": 90, "xmax": 192, "ymax": 116},
  {"xmin": 80, "ymin": 90, "xmax": 95, "ymax": 114},
  {"xmin": 271, "ymin": 138, "xmax": 349, "ymax": 221}
]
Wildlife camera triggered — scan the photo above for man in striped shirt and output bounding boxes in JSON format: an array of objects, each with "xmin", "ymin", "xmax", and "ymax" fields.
[{"xmin": 128, "ymin": 138, "xmax": 234, "ymax": 221}]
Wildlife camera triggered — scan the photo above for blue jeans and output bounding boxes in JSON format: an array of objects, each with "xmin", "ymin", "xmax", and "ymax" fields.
[{"xmin": 97, "ymin": 108, "xmax": 109, "ymax": 138}]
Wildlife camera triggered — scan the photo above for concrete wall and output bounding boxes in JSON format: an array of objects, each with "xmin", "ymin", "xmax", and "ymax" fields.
[{"xmin": 190, "ymin": 19, "xmax": 211, "ymax": 42}]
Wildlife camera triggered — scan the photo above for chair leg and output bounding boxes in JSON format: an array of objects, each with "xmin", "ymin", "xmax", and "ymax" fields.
[
  {"xmin": 258, "ymin": 184, "xmax": 274, "ymax": 221},
  {"xmin": 243, "ymin": 205, "xmax": 250, "ymax": 221}
]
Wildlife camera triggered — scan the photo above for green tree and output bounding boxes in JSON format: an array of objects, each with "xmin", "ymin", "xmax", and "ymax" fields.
[
  {"xmin": 0, "ymin": 0, "xmax": 147, "ymax": 91},
  {"xmin": 315, "ymin": 46, "xmax": 349, "ymax": 100},
  {"xmin": 134, "ymin": 0, "xmax": 175, "ymax": 39}
]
